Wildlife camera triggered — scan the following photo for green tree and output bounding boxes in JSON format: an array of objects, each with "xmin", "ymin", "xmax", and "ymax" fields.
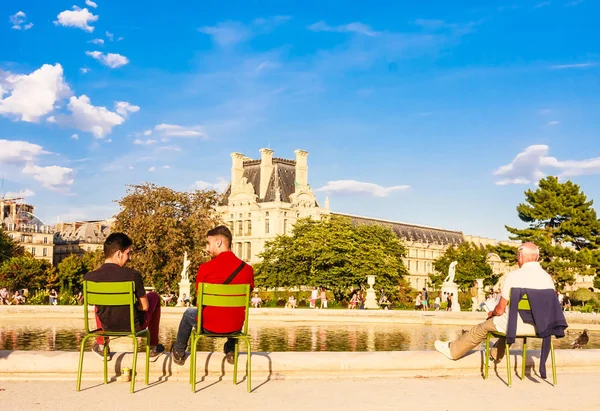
[
  {"xmin": 255, "ymin": 216, "xmax": 408, "ymax": 302},
  {"xmin": 82, "ymin": 248, "xmax": 105, "ymax": 272},
  {"xmin": 0, "ymin": 227, "xmax": 23, "ymax": 264},
  {"xmin": 430, "ymin": 242, "xmax": 497, "ymax": 290},
  {"xmin": 56, "ymin": 254, "xmax": 87, "ymax": 293},
  {"xmin": 505, "ymin": 177, "xmax": 600, "ymax": 290},
  {"xmin": 0, "ymin": 255, "xmax": 50, "ymax": 290},
  {"xmin": 113, "ymin": 183, "xmax": 222, "ymax": 292}
]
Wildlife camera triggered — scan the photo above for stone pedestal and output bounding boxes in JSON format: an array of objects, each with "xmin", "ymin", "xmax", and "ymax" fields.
[
  {"xmin": 364, "ymin": 275, "xmax": 379, "ymax": 309},
  {"xmin": 178, "ymin": 279, "xmax": 191, "ymax": 306},
  {"xmin": 476, "ymin": 278, "xmax": 485, "ymax": 306}
]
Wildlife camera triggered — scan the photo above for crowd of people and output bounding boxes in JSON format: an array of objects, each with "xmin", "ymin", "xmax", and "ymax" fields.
[{"xmin": 0, "ymin": 288, "xmax": 27, "ymax": 305}]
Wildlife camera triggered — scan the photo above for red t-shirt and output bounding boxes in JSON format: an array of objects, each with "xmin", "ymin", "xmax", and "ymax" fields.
[{"xmin": 196, "ymin": 251, "xmax": 254, "ymax": 333}]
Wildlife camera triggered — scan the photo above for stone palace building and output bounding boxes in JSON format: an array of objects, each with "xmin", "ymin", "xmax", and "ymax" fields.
[{"xmin": 217, "ymin": 148, "xmax": 520, "ymax": 290}]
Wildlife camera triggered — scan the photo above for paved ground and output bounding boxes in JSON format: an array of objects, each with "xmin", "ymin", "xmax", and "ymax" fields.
[{"xmin": 1, "ymin": 372, "xmax": 598, "ymax": 411}]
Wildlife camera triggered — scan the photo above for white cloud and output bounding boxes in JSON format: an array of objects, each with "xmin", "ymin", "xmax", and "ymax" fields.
[
  {"xmin": 199, "ymin": 22, "xmax": 251, "ymax": 46},
  {"xmin": 85, "ymin": 51, "xmax": 129, "ymax": 68},
  {"xmin": 154, "ymin": 123, "xmax": 206, "ymax": 138},
  {"xmin": 10, "ymin": 11, "xmax": 33, "ymax": 30},
  {"xmin": 194, "ymin": 178, "xmax": 229, "ymax": 192},
  {"xmin": 533, "ymin": 1, "xmax": 551, "ymax": 9},
  {"xmin": 88, "ymin": 38, "xmax": 104, "ymax": 45},
  {"xmin": 494, "ymin": 144, "xmax": 600, "ymax": 185},
  {"xmin": 0, "ymin": 63, "xmax": 70, "ymax": 122},
  {"xmin": 547, "ymin": 120, "xmax": 560, "ymax": 126},
  {"xmin": 494, "ymin": 145, "xmax": 548, "ymax": 185},
  {"xmin": 71, "ymin": 133, "xmax": 79, "ymax": 140},
  {"xmin": 85, "ymin": 0, "xmax": 98, "ymax": 8},
  {"xmin": 148, "ymin": 166, "xmax": 156, "ymax": 172},
  {"xmin": 133, "ymin": 138, "xmax": 157, "ymax": 145},
  {"xmin": 106, "ymin": 31, "xmax": 114, "ymax": 41},
  {"xmin": 566, "ymin": 0, "xmax": 584, "ymax": 6},
  {"xmin": 61, "ymin": 95, "xmax": 138, "ymax": 138},
  {"xmin": 308, "ymin": 21, "xmax": 379, "ymax": 36},
  {"xmin": 551, "ymin": 63, "xmax": 596, "ymax": 69},
  {"xmin": 22, "ymin": 164, "xmax": 75, "ymax": 190},
  {"xmin": 115, "ymin": 101, "xmax": 140, "ymax": 117},
  {"xmin": 162, "ymin": 165, "xmax": 170, "ymax": 169},
  {"xmin": 128, "ymin": 166, "xmax": 134, "ymax": 170},
  {"xmin": 157, "ymin": 145, "xmax": 181, "ymax": 152},
  {"xmin": 4, "ymin": 189, "xmax": 35, "ymax": 198},
  {"xmin": 316, "ymin": 180, "xmax": 410, "ymax": 197},
  {"xmin": 0, "ymin": 139, "xmax": 45, "ymax": 165},
  {"xmin": 143, "ymin": 129, "xmax": 152, "ymax": 136},
  {"xmin": 55, "ymin": 6, "xmax": 98, "ymax": 33},
  {"xmin": 80, "ymin": 67, "xmax": 90, "ymax": 74}
]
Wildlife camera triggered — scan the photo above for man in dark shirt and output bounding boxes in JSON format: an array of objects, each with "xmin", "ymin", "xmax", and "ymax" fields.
[
  {"xmin": 84, "ymin": 232, "xmax": 165, "ymax": 360},
  {"xmin": 171, "ymin": 225, "xmax": 254, "ymax": 366}
]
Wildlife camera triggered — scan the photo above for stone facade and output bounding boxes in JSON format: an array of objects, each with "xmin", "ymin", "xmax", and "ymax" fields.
[
  {"xmin": 1, "ymin": 199, "xmax": 54, "ymax": 264},
  {"xmin": 217, "ymin": 149, "xmax": 330, "ymax": 263},
  {"xmin": 52, "ymin": 220, "xmax": 112, "ymax": 264}
]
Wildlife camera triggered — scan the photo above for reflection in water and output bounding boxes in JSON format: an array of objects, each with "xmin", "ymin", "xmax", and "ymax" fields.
[{"xmin": 0, "ymin": 319, "xmax": 597, "ymax": 352}]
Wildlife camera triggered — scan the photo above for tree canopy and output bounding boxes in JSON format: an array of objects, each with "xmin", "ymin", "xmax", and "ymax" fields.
[
  {"xmin": 254, "ymin": 216, "xmax": 408, "ymax": 302},
  {"xmin": 0, "ymin": 255, "xmax": 50, "ymax": 290},
  {"xmin": 112, "ymin": 183, "xmax": 222, "ymax": 291},
  {"xmin": 506, "ymin": 176, "xmax": 600, "ymax": 290},
  {"xmin": 429, "ymin": 242, "xmax": 497, "ymax": 290},
  {"xmin": 0, "ymin": 227, "xmax": 23, "ymax": 264}
]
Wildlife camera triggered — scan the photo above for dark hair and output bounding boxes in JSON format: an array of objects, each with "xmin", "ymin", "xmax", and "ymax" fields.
[
  {"xmin": 104, "ymin": 232, "xmax": 133, "ymax": 258},
  {"xmin": 207, "ymin": 225, "xmax": 232, "ymax": 247}
]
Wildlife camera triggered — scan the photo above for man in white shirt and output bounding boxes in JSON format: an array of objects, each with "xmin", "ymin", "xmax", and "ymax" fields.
[{"xmin": 434, "ymin": 242, "xmax": 555, "ymax": 360}]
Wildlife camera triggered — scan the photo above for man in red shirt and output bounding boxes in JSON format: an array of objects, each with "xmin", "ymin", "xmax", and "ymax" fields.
[{"xmin": 171, "ymin": 225, "xmax": 254, "ymax": 366}]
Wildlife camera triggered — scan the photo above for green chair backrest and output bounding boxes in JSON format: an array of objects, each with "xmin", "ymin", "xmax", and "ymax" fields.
[
  {"xmin": 83, "ymin": 280, "xmax": 136, "ymax": 334},
  {"xmin": 517, "ymin": 293, "xmax": 531, "ymax": 311},
  {"xmin": 196, "ymin": 283, "xmax": 251, "ymax": 335}
]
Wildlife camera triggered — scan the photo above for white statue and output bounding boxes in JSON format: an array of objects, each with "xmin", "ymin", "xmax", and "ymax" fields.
[
  {"xmin": 444, "ymin": 261, "xmax": 458, "ymax": 284},
  {"xmin": 180, "ymin": 251, "xmax": 191, "ymax": 282}
]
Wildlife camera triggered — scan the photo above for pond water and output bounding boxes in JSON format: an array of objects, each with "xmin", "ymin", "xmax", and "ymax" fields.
[{"xmin": 0, "ymin": 319, "xmax": 596, "ymax": 352}]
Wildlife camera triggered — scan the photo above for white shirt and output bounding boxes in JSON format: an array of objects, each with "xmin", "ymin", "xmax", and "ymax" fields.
[{"xmin": 493, "ymin": 261, "xmax": 555, "ymax": 333}]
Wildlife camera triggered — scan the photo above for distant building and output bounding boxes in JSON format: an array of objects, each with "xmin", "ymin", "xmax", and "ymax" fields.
[
  {"xmin": 218, "ymin": 149, "xmax": 517, "ymax": 289},
  {"xmin": 1, "ymin": 198, "xmax": 54, "ymax": 264},
  {"xmin": 1, "ymin": 197, "xmax": 112, "ymax": 265},
  {"xmin": 53, "ymin": 220, "xmax": 112, "ymax": 264}
]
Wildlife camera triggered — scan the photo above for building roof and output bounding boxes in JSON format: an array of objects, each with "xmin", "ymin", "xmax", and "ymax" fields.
[
  {"xmin": 221, "ymin": 157, "xmax": 317, "ymax": 205},
  {"xmin": 334, "ymin": 213, "xmax": 464, "ymax": 246}
]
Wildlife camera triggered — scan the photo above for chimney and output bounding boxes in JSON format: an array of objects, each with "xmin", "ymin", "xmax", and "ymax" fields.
[
  {"xmin": 294, "ymin": 149, "xmax": 309, "ymax": 187},
  {"xmin": 259, "ymin": 148, "xmax": 274, "ymax": 199},
  {"xmin": 230, "ymin": 152, "xmax": 246, "ymax": 190}
]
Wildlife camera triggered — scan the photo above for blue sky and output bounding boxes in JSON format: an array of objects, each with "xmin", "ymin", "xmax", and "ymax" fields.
[{"xmin": 1, "ymin": 0, "xmax": 598, "ymax": 241}]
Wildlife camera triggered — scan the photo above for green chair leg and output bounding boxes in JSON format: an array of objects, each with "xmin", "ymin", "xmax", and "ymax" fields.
[
  {"xmin": 506, "ymin": 342, "xmax": 512, "ymax": 387},
  {"xmin": 145, "ymin": 335, "xmax": 150, "ymax": 386},
  {"xmin": 550, "ymin": 339, "xmax": 557, "ymax": 386},
  {"xmin": 191, "ymin": 336, "xmax": 198, "ymax": 392},
  {"xmin": 103, "ymin": 341, "xmax": 109, "ymax": 384},
  {"xmin": 484, "ymin": 333, "xmax": 490, "ymax": 379},
  {"xmin": 76, "ymin": 335, "xmax": 89, "ymax": 391},
  {"xmin": 522, "ymin": 337, "xmax": 527, "ymax": 380},
  {"xmin": 130, "ymin": 337, "xmax": 138, "ymax": 393},
  {"xmin": 245, "ymin": 338, "xmax": 252, "ymax": 393},
  {"xmin": 233, "ymin": 339, "xmax": 239, "ymax": 385}
]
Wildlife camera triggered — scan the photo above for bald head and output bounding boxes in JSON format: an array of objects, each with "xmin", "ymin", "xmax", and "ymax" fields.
[{"xmin": 517, "ymin": 242, "xmax": 539, "ymax": 266}]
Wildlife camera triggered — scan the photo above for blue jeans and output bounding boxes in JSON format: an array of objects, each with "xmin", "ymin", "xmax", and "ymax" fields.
[{"xmin": 174, "ymin": 308, "xmax": 237, "ymax": 353}]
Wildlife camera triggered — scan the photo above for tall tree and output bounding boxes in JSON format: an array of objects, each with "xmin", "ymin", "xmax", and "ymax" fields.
[
  {"xmin": 113, "ymin": 183, "xmax": 222, "ymax": 291},
  {"xmin": 505, "ymin": 177, "xmax": 600, "ymax": 290},
  {"xmin": 430, "ymin": 242, "xmax": 497, "ymax": 290},
  {"xmin": 255, "ymin": 216, "xmax": 408, "ymax": 302},
  {"xmin": 0, "ymin": 227, "xmax": 23, "ymax": 264},
  {"xmin": 0, "ymin": 255, "xmax": 50, "ymax": 290}
]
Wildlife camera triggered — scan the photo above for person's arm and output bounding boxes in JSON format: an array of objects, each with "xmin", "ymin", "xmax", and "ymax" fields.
[
  {"xmin": 137, "ymin": 295, "xmax": 149, "ymax": 311},
  {"xmin": 134, "ymin": 271, "xmax": 148, "ymax": 311},
  {"xmin": 487, "ymin": 296, "xmax": 508, "ymax": 318}
]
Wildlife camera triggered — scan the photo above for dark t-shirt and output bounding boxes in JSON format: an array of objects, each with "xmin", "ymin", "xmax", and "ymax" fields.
[
  {"xmin": 84, "ymin": 263, "xmax": 146, "ymax": 332},
  {"xmin": 196, "ymin": 251, "xmax": 254, "ymax": 333}
]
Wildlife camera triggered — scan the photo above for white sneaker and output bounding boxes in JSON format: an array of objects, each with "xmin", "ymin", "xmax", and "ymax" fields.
[{"xmin": 434, "ymin": 340, "xmax": 453, "ymax": 360}]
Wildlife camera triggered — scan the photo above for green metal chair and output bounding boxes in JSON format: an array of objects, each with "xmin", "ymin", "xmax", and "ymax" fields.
[
  {"xmin": 484, "ymin": 292, "xmax": 557, "ymax": 387},
  {"xmin": 189, "ymin": 283, "xmax": 252, "ymax": 393},
  {"xmin": 76, "ymin": 280, "xmax": 151, "ymax": 393}
]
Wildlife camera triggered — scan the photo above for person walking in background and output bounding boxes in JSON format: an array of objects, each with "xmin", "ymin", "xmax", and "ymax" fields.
[
  {"xmin": 470, "ymin": 281, "xmax": 479, "ymax": 312},
  {"xmin": 49, "ymin": 288, "xmax": 58, "ymax": 305},
  {"xmin": 434, "ymin": 293, "xmax": 441, "ymax": 311},
  {"xmin": 320, "ymin": 287, "xmax": 327, "ymax": 309},
  {"xmin": 422, "ymin": 288, "xmax": 429, "ymax": 311},
  {"xmin": 310, "ymin": 287, "xmax": 318, "ymax": 309}
]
